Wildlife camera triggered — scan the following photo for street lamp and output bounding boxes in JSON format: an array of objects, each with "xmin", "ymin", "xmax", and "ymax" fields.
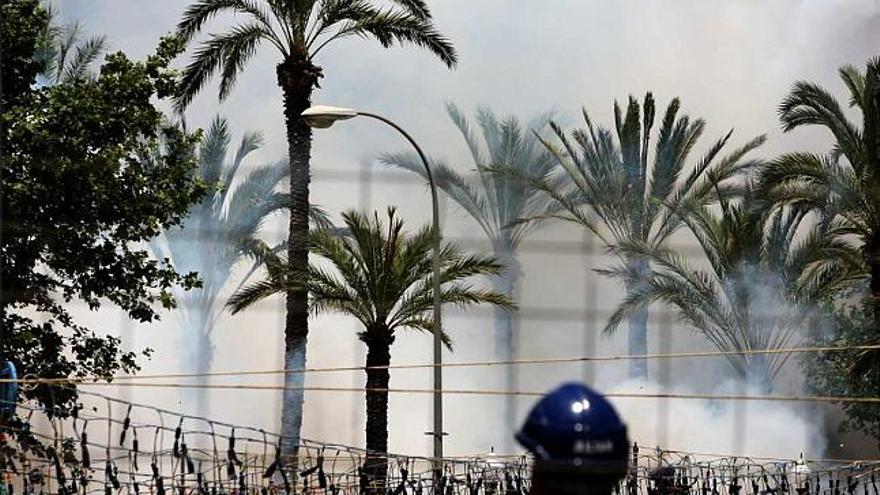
[{"xmin": 302, "ymin": 105, "xmax": 446, "ymax": 464}]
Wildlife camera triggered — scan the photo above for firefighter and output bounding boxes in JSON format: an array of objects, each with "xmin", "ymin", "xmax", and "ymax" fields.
[{"xmin": 516, "ymin": 382, "xmax": 630, "ymax": 495}]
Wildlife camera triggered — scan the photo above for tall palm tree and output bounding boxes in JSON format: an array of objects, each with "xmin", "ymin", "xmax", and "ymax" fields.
[
  {"xmin": 380, "ymin": 102, "xmax": 557, "ymax": 449},
  {"xmin": 601, "ymin": 186, "xmax": 864, "ymax": 389},
  {"xmin": 152, "ymin": 117, "xmax": 331, "ymax": 415},
  {"xmin": 174, "ymin": 0, "xmax": 457, "ymax": 458},
  {"xmin": 33, "ymin": 6, "xmax": 106, "ymax": 85},
  {"xmin": 759, "ymin": 57, "xmax": 880, "ymax": 381},
  {"xmin": 505, "ymin": 92, "xmax": 766, "ymax": 380},
  {"xmin": 228, "ymin": 208, "xmax": 512, "ymax": 493}
]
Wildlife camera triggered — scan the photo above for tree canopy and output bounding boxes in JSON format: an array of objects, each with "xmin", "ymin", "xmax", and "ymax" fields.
[{"xmin": 0, "ymin": 0, "xmax": 206, "ymax": 411}]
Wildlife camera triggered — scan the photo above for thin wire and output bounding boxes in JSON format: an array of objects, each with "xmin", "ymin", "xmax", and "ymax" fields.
[
  {"xmin": 2, "ymin": 344, "xmax": 877, "ymax": 384},
  {"xmin": 654, "ymin": 446, "xmax": 880, "ymax": 465},
  {"xmin": 5, "ymin": 390, "xmax": 880, "ymax": 493},
  {"xmin": 57, "ymin": 387, "xmax": 502, "ymax": 466},
  {"xmin": 6, "ymin": 389, "xmax": 880, "ymax": 488},
  {"xmin": 26, "ymin": 382, "xmax": 880, "ymax": 404}
]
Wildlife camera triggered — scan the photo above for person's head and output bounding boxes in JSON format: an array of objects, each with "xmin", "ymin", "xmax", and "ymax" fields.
[{"xmin": 516, "ymin": 382, "xmax": 630, "ymax": 495}]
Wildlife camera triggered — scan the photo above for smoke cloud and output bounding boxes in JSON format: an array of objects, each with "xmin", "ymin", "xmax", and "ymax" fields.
[{"xmin": 54, "ymin": 0, "xmax": 880, "ymax": 459}]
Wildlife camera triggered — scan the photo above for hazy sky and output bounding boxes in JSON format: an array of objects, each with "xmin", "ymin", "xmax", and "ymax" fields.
[{"xmin": 59, "ymin": 0, "xmax": 880, "ymax": 458}]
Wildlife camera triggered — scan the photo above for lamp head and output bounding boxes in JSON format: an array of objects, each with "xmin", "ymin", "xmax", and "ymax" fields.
[{"xmin": 301, "ymin": 105, "xmax": 358, "ymax": 128}]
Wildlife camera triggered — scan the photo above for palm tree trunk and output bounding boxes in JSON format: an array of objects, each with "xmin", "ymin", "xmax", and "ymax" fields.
[
  {"xmin": 362, "ymin": 331, "xmax": 393, "ymax": 495},
  {"xmin": 179, "ymin": 296, "xmax": 213, "ymax": 418},
  {"xmin": 745, "ymin": 353, "xmax": 772, "ymax": 394},
  {"xmin": 277, "ymin": 58, "xmax": 321, "ymax": 466},
  {"xmin": 491, "ymin": 249, "xmax": 519, "ymax": 453},
  {"xmin": 192, "ymin": 316, "xmax": 213, "ymax": 418},
  {"xmin": 626, "ymin": 256, "xmax": 650, "ymax": 381}
]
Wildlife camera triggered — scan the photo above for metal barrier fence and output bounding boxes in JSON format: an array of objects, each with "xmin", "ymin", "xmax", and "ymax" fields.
[{"xmin": 2, "ymin": 388, "xmax": 879, "ymax": 495}]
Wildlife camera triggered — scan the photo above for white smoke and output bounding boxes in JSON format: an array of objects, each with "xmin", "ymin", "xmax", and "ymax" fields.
[
  {"xmin": 54, "ymin": 0, "xmax": 880, "ymax": 460},
  {"xmin": 606, "ymin": 379, "xmax": 826, "ymax": 460}
]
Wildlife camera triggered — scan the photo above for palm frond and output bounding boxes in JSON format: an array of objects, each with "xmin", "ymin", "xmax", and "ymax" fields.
[
  {"xmin": 61, "ymin": 34, "xmax": 106, "ymax": 82},
  {"xmin": 761, "ymin": 152, "xmax": 831, "ymax": 192},
  {"xmin": 34, "ymin": 5, "xmax": 61, "ymax": 77},
  {"xmin": 229, "ymin": 208, "xmax": 510, "ymax": 346},
  {"xmin": 238, "ymin": 237, "xmax": 286, "ymax": 275},
  {"xmin": 308, "ymin": 0, "xmax": 375, "ymax": 43},
  {"xmin": 391, "ymin": 316, "xmax": 453, "ymax": 348},
  {"xmin": 35, "ymin": 14, "xmax": 106, "ymax": 85},
  {"xmin": 779, "ymin": 80, "xmax": 863, "ymax": 168},
  {"xmin": 380, "ymin": 151, "xmax": 496, "ymax": 240},
  {"xmin": 391, "ymin": 284, "xmax": 514, "ymax": 331},
  {"xmin": 200, "ymin": 116, "xmax": 232, "ymax": 186},
  {"xmin": 652, "ymin": 132, "xmax": 766, "ymax": 247},
  {"xmin": 307, "ymin": 264, "xmax": 373, "ymax": 325},
  {"xmin": 308, "ymin": 204, "xmax": 335, "ymax": 232},
  {"xmin": 224, "ymin": 130, "xmax": 264, "ymax": 186},
  {"xmin": 227, "ymin": 278, "xmax": 287, "ymax": 314},
  {"xmin": 649, "ymin": 98, "xmax": 687, "ymax": 202},
  {"xmin": 308, "ymin": 226, "xmax": 374, "ymax": 314},
  {"xmin": 388, "ymin": 0, "xmax": 431, "ymax": 19},
  {"xmin": 839, "ymin": 64, "xmax": 866, "ymax": 108},
  {"xmin": 54, "ymin": 21, "xmax": 82, "ymax": 82},
  {"xmin": 177, "ymin": 0, "xmax": 276, "ymax": 42},
  {"xmin": 175, "ymin": 22, "xmax": 269, "ymax": 111},
  {"xmin": 314, "ymin": 9, "xmax": 456, "ymax": 67},
  {"xmin": 468, "ymin": 105, "xmax": 563, "ymax": 245},
  {"xmin": 215, "ymin": 22, "xmax": 268, "ymax": 100},
  {"xmin": 849, "ymin": 338, "xmax": 880, "ymax": 382},
  {"xmin": 446, "ymin": 102, "xmax": 485, "ymax": 165}
]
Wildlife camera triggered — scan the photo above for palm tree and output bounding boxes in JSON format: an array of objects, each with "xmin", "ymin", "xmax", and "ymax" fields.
[
  {"xmin": 228, "ymin": 208, "xmax": 512, "ymax": 493},
  {"xmin": 759, "ymin": 57, "xmax": 880, "ymax": 381},
  {"xmin": 33, "ymin": 6, "xmax": 107, "ymax": 85},
  {"xmin": 174, "ymin": 0, "xmax": 457, "ymax": 458},
  {"xmin": 152, "ymin": 117, "xmax": 331, "ymax": 415},
  {"xmin": 505, "ymin": 92, "xmax": 766, "ymax": 380},
  {"xmin": 601, "ymin": 185, "xmax": 864, "ymax": 389},
  {"xmin": 380, "ymin": 102, "xmax": 557, "ymax": 449}
]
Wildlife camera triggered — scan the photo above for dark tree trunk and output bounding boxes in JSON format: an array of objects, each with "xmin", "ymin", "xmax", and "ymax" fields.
[
  {"xmin": 867, "ymin": 232, "xmax": 880, "ymax": 401},
  {"xmin": 870, "ymin": 235, "xmax": 880, "ymax": 341},
  {"xmin": 276, "ymin": 58, "xmax": 321, "ymax": 466},
  {"xmin": 626, "ymin": 256, "xmax": 650, "ymax": 381},
  {"xmin": 361, "ymin": 330, "xmax": 393, "ymax": 495}
]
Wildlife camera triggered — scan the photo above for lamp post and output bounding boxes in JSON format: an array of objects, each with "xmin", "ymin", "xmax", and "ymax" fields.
[{"xmin": 301, "ymin": 105, "xmax": 446, "ymax": 465}]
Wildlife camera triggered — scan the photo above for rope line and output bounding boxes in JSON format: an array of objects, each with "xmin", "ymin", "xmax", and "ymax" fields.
[
  {"xmin": 18, "ymin": 382, "xmax": 880, "ymax": 404},
  {"xmin": 2, "ymin": 344, "xmax": 877, "ymax": 384}
]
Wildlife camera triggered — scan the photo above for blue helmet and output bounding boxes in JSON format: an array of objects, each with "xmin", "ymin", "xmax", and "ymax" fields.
[{"xmin": 516, "ymin": 382, "xmax": 629, "ymax": 473}]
